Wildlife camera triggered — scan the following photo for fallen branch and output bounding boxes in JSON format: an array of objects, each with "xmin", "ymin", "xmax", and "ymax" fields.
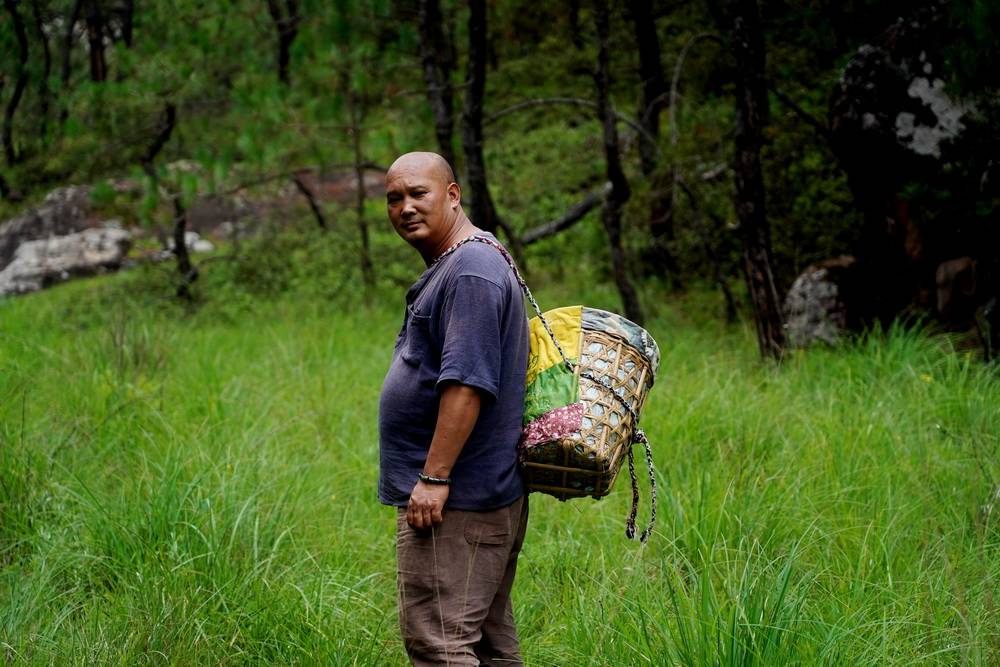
[
  {"xmin": 521, "ymin": 182, "xmax": 612, "ymax": 245},
  {"xmin": 767, "ymin": 82, "xmax": 833, "ymax": 143},
  {"xmin": 484, "ymin": 97, "xmax": 660, "ymax": 159},
  {"xmin": 291, "ymin": 175, "xmax": 328, "ymax": 230}
]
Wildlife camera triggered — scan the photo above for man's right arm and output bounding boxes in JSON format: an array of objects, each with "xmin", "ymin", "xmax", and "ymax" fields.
[{"xmin": 406, "ymin": 382, "xmax": 482, "ymax": 529}]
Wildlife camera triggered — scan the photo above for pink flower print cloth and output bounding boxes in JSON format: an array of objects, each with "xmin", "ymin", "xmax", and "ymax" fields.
[{"xmin": 521, "ymin": 402, "xmax": 585, "ymax": 448}]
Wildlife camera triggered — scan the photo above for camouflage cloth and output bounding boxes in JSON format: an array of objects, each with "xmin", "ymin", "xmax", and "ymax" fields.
[{"xmin": 581, "ymin": 308, "xmax": 660, "ymax": 376}]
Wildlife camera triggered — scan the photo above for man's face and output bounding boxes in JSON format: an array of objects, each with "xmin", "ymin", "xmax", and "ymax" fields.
[{"xmin": 385, "ymin": 162, "xmax": 456, "ymax": 248}]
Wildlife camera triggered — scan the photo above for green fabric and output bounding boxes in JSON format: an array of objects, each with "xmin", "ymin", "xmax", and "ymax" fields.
[{"xmin": 523, "ymin": 362, "xmax": 578, "ymax": 424}]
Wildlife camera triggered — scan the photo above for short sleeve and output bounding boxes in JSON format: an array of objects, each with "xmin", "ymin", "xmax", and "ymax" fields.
[{"xmin": 436, "ymin": 275, "xmax": 505, "ymax": 400}]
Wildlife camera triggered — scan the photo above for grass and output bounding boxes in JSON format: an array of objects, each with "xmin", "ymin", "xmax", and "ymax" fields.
[{"xmin": 1, "ymin": 269, "xmax": 998, "ymax": 665}]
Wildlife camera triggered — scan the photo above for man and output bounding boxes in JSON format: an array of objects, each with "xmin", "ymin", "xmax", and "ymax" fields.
[{"xmin": 378, "ymin": 151, "xmax": 530, "ymax": 665}]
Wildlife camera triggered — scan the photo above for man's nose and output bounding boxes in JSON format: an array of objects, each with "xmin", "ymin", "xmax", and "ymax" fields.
[{"xmin": 401, "ymin": 197, "xmax": 417, "ymax": 217}]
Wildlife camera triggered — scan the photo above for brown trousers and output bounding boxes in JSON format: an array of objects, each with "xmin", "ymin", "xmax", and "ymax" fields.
[{"xmin": 396, "ymin": 495, "xmax": 529, "ymax": 666}]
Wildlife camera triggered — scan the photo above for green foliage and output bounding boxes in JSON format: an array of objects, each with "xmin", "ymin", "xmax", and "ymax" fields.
[
  {"xmin": 6, "ymin": 0, "xmax": 996, "ymax": 297},
  {"xmin": 3, "ymin": 3, "xmax": 1000, "ymax": 662}
]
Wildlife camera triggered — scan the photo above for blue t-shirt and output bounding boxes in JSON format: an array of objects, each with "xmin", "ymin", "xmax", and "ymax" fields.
[{"xmin": 378, "ymin": 237, "xmax": 528, "ymax": 510}]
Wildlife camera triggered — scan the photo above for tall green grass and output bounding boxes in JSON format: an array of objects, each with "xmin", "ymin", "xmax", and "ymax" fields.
[{"xmin": 1, "ymin": 273, "xmax": 998, "ymax": 665}]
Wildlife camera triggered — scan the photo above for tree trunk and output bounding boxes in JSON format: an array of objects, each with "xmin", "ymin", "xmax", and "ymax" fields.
[
  {"xmin": 29, "ymin": 0, "xmax": 52, "ymax": 141},
  {"xmin": 84, "ymin": 0, "xmax": 107, "ymax": 82},
  {"xmin": 171, "ymin": 196, "xmax": 196, "ymax": 299},
  {"xmin": 595, "ymin": 2, "xmax": 644, "ymax": 326},
  {"xmin": 568, "ymin": 0, "xmax": 583, "ymax": 50},
  {"xmin": 59, "ymin": 0, "xmax": 83, "ymax": 127},
  {"xmin": 118, "ymin": 0, "xmax": 134, "ymax": 47},
  {"xmin": 461, "ymin": 0, "xmax": 497, "ymax": 234},
  {"xmin": 349, "ymin": 92, "xmax": 375, "ymax": 287},
  {"xmin": 3, "ymin": 0, "xmax": 29, "ymax": 166},
  {"xmin": 627, "ymin": 0, "xmax": 666, "ymax": 175},
  {"xmin": 628, "ymin": 0, "xmax": 682, "ymax": 281},
  {"xmin": 718, "ymin": 0, "xmax": 784, "ymax": 358},
  {"xmin": 140, "ymin": 104, "xmax": 196, "ymax": 298},
  {"xmin": 266, "ymin": 0, "xmax": 300, "ymax": 85},
  {"xmin": 418, "ymin": 0, "xmax": 455, "ymax": 169}
]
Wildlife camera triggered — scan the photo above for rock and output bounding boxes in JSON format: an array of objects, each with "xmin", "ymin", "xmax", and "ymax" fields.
[
  {"xmin": 0, "ymin": 226, "xmax": 131, "ymax": 296},
  {"xmin": 165, "ymin": 230, "xmax": 214, "ymax": 253},
  {"xmin": 0, "ymin": 186, "xmax": 93, "ymax": 270},
  {"xmin": 192, "ymin": 238, "xmax": 214, "ymax": 253},
  {"xmin": 936, "ymin": 256, "xmax": 977, "ymax": 326},
  {"xmin": 784, "ymin": 256, "xmax": 858, "ymax": 348}
]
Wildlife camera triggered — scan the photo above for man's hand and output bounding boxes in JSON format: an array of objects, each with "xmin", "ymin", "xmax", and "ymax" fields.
[{"xmin": 406, "ymin": 480, "xmax": 450, "ymax": 529}]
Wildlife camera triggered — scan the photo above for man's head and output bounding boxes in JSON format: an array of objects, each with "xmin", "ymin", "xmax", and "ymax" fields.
[{"xmin": 385, "ymin": 152, "xmax": 465, "ymax": 258}]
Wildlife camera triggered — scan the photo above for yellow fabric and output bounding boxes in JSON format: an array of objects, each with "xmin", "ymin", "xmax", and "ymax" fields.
[{"xmin": 526, "ymin": 305, "xmax": 583, "ymax": 385}]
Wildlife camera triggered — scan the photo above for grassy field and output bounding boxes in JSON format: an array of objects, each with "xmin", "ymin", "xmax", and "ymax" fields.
[{"xmin": 1, "ymin": 271, "xmax": 998, "ymax": 665}]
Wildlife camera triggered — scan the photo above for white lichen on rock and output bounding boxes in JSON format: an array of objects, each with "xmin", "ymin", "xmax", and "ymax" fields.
[{"xmin": 895, "ymin": 77, "xmax": 973, "ymax": 157}]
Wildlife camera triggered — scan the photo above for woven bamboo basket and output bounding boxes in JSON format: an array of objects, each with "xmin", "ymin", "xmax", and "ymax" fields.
[{"xmin": 521, "ymin": 311, "xmax": 658, "ymax": 500}]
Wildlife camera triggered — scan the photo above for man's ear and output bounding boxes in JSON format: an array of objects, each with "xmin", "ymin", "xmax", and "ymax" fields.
[{"xmin": 447, "ymin": 182, "xmax": 461, "ymax": 209}]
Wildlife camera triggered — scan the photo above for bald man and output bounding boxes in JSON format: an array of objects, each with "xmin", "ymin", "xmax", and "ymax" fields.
[{"xmin": 379, "ymin": 152, "xmax": 530, "ymax": 665}]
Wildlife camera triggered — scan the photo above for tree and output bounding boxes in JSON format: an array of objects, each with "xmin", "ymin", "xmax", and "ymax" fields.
[
  {"xmin": 461, "ymin": 0, "xmax": 498, "ymax": 234},
  {"xmin": 322, "ymin": 0, "xmax": 395, "ymax": 287},
  {"xmin": 266, "ymin": 0, "xmax": 300, "ymax": 85},
  {"xmin": 713, "ymin": 0, "xmax": 784, "ymax": 358},
  {"xmin": 347, "ymin": 88, "xmax": 375, "ymax": 287},
  {"xmin": 627, "ymin": 0, "xmax": 684, "ymax": 281},
  {"xmin": 83, "ymin": 0, "xmax": 107, "ymax": 82},
  {"xmin": 140, "ymin": 103, "xmax": 198, "ymax": 299},
  {"xmin": 58, "ymin": 0, "xmax": 83, "ymax": 127},
  {"xmin": 28, "ymin": 0, "xmax": 52, "ymax": 140},
  {"xmin": 3, "ymin": 0, "xmax": 29, "ymax": 166},
  {"xmin": 628, "ymin": 0, "xmax": 666, "ymax": 176},
  {"xmin": 114, "ymin": 0, "xmax": 134, "ymax": 48},
  {"xmin": 595, "ymin": 2, "xmax": 644, "ymax": 325},
  {"xmin": 417, "ymin": 0, "xmax": 456, "ymax": 170}
]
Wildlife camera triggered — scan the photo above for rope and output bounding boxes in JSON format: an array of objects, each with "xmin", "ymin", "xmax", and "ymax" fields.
[
  {"xmin": 435, "ymin": 234, "xmax": 656, "ymax": 541},
  {"xmin": 579, "ymin": 370, "xmax": 657, "ymax": 543}
]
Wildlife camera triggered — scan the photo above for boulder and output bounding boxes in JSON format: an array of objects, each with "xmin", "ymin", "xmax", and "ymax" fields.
[
  {"xmin": 784, "ymin": 256, "xmax": 859, "ymax": 347},
  {"xmin": 0, "ymin": 186, "xmax": 93, "ymax": 270},
  {"xmin": 0, "ymin": 226, "xmax": 131, "ymax": 296}
]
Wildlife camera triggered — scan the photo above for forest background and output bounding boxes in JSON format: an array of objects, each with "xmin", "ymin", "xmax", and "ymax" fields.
[{"xmin": 2, "ymin": 0, "xmax": 1000, "ymax": 664}]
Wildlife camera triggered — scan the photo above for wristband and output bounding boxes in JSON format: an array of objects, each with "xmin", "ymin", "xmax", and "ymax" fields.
[{"xmin": 418, "ymin": 472, "xmax": 452, "ymax": 486}]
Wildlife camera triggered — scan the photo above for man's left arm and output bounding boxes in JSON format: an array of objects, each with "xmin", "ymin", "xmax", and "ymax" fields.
[{"xmin": 406, "ymin": 382, "xmax": 481, "ymax": 529}]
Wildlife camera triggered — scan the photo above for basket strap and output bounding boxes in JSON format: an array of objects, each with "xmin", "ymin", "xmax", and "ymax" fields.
[
  {"xmin": 434, "ymin": 234, "xmax": 574, "ymax": 372},
  {"xmin": 625, "ymin": 430, "xmax": 657, "ymax": 543}
]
